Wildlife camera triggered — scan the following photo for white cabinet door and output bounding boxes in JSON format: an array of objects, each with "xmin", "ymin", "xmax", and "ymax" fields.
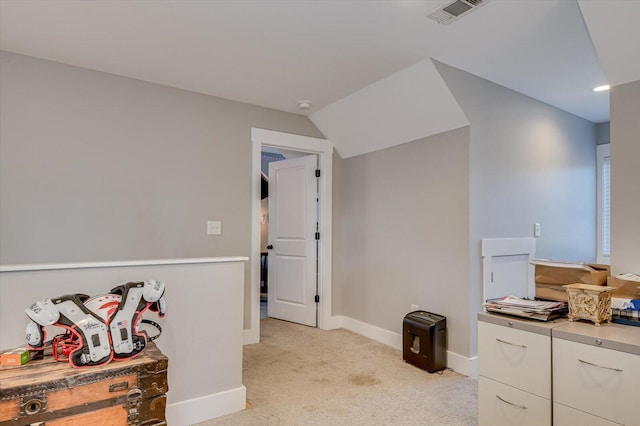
[
  {"xmin": 478, "ymin": 321, "xmax": 551, "ymax": 398},
  {"xmin": 479, "ymin": 376, "xmax": 551, "ymax": 426},
  {"xmin": 553, "ymin": 338, "xmax": 639, "ymax": 426},
  {"xmin": 554, "ymin": 403, "xmax": 621, "ymax": 426}
]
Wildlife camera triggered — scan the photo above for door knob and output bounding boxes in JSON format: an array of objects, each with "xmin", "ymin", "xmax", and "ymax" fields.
[{"xmin": 267, "ymin": 245, "xmax": 273, "ymax": 250}]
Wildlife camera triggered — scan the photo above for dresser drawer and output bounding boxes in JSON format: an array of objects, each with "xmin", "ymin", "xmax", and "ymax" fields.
[
  {"xmin": 478, "ymin": 321, "xmax": 551, "ymax": 398},
  {"xmin": 479, "ymin": 376, "xmax": 551, "ymax": 426},
  {"xmin": 553, "ymin": 338, "xmax": 639, "ymax": 425},
  {"xmin": 553, "ymin": 403, "xmax": 621, "ymax": 426}
]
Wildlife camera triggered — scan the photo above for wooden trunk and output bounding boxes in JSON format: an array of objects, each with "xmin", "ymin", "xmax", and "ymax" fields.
[{"xmin": 0, "ymin": 342, "xmax": 168, "ymax": 425}]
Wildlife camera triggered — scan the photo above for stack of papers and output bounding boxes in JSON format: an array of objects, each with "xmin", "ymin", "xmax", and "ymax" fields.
[
  {"xmin": 484, "ymin": 295, "xmax": 567, "ymax": 321},
  {"xmin": 616, "ymin": 272, "xmax": 640, "ymax": 282}
]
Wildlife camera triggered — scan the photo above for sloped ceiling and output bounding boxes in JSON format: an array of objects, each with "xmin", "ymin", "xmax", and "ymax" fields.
[{"xmin": 310, "ymin": 59, "xmax": 468, "ymax": 158}]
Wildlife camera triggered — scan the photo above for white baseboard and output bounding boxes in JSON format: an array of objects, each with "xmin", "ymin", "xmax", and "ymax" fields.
[
  {"xmin": 243, "ymin": 328, "xmax": 259, "ymax": 345},
  {"xmin": 338, "ymin": 315, "xmax": 403, "ymax": 349},
  {"xmin": 336, "ymin": 315, "xmax": 477, "ymax": 377},
  {"xmin": 446, "ymin": 352, "xmax": 478, "ymax": 378},
  {"xmin": 323, "ymin": 315, "xmax": 346, "ymax": 330},
  {"xmin": 166, "ymin": 385, "xmax": 246, "ymax": 425}
]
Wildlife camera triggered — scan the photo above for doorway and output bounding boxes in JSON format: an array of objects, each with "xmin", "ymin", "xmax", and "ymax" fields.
[
  {"xmin": 267, "ymin": 153, "xmax": 319, "ymax": 326},
  {"xmin": 247, "ymin": 128, "xmax": 334, "ymax": 344}
]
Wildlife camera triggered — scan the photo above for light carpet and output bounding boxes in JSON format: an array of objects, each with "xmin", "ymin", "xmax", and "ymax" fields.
[{"xmin": 198, "ymin": 318, "xmax": 478, "ymax": 425}]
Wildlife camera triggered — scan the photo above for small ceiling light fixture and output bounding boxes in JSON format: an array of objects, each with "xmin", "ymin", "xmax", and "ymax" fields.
[
  {"xmin": 593, "ymin": 84, "xmax": 610, "ymax": 92},
  {"xmin": 298, "ymin": 100, "xmax": 311, "ymax": 110}
]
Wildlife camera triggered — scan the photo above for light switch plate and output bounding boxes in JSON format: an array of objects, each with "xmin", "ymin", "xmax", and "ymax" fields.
[{"xmin": 207, "ymin": 221, "xmax": 222, "ymax": 235}]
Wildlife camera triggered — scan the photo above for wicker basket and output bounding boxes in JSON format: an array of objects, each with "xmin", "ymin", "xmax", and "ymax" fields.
[{"xmin": 563, "ymin": 283, "xmax": 616, "ymax": 326}]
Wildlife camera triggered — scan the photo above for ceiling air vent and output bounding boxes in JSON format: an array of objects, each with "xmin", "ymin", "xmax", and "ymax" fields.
[{"xmin": 428, "ymin": 0, "xmax": 489, "ymax": 25}]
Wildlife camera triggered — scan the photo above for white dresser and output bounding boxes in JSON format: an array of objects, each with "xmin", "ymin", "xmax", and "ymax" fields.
[
  {"xmin": 478, "ymin": 313, "xmax": 640, "ymax": 426},
  {"xmin": 478, "ymin": 313, "xmax": 564, "ymax": 426}
]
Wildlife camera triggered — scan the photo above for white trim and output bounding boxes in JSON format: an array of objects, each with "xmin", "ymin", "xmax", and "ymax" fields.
[
  {"xmin": 253, "ymin": 128, "xmax": 333, "ymax": 153},
  {"xmin": 339, "ymin": 315, "xmax": 403, "ymax": 349},
  {"xmin": 243, "ymin": 328, "xmax": 260, "ymax": 345},
  {"xmin": 250, "ymin": 128, "xmax": 333, "ymax": 342},
  {"xmin": 336, "ymin": 315, "xmax": 476, "ymax": 377},
  {"xmin": 447, "ymin": 353, "xmax": 478, "ymax": 378},
  {"xmin": 0, "ymin": 256, "xmax": 248, "ymax": 273},
  {"xmin": 481, "ymin": 238, "xmax": 535, "ymax": 258},
  {"xmin": 596, "ymin": 143, "xmax": 611, "ymax": 265},
  {"xmin": 481, "ymin": 238, "xmax": 536, "ymax": 302},
  {"xmin": 166, "ymin": 385, "xmax": 246, "ymax": 425},
  {"xmin": 324, "ymin": 315, "xmax": 346, "ymax": 330}
]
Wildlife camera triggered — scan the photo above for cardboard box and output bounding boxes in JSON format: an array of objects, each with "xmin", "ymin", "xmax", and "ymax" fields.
[
  {"xmin": 608, "ymin": 276, "xmax": 640, "ymax": 299},
  {"xmin": 533, "ymin": 260, "xmax": 609, "ymax": 302},
  {"xmin": 535, "ymin": 282, "xmax": 571, "ymax": 302},
  {"xmin": 534, "ymin": 263, "xmax": 609, "ymax": 286}
]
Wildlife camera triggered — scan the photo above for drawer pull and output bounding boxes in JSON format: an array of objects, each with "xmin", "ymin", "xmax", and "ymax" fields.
[
  {"xmin": 495, "ymin": 338, "xmax": 527, "ymax": 348},
  {"xmin": 578, "ymin": 359, "xmax": 622, "ymax": 372},
  {"xmin": 496, "ymin": 394, "xmax": 527, "ymax": 410}
]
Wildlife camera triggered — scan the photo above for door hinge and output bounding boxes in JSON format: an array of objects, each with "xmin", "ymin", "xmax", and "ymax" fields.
[
  {"xmin": 315, "ymin": 295, "xmax": 320, "ymax": 303},
  {"xmin": 315, "ymin": 169, "xmax": 321, "ymax": 177},
  {"xmin": 315, "ymin": 232, "xmax": 320, "ymax": 240}
]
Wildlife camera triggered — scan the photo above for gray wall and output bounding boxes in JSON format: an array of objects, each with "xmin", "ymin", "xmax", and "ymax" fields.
[
  {"xmin": 435, "ymin": 62, "xmax": 597, "ymax": 357},
  {"xmin": 337, "ymin": 127, "xmax": 470, "ymax": 356},
  {"xmin": 331, "ymin": 150, "xmax": 345, "ymax": 316},
  {"xmin": 0, "ymin": 51, "xmax": 324, "ymax": 329},
  {"xmin": 610, "ymin": 79, "xmax": 640, "ymax": 275},
  {"xmin": 333, "ymin": 63, "xmax": 598, "ymax": 360},
  {"xmin": 1, "ymin": 261, "xmax": 246, "ymax": 417},
  {"xmin": 596, "ymin": 122, "xmax": 610, "ymax": 145},
  {"xmin": 1, "ymin": 50, "xmax": 607, "ymax": 362}
]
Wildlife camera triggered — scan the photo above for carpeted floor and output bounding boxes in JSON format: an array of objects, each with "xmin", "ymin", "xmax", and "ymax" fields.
[{"xmin": 197, "ymin": 318, "xmax": 478, "ymax": 425}]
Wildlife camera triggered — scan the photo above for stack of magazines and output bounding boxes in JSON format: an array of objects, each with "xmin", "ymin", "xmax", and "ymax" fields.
[{"xmin": 484, "ymin": 295, "xmax": 567, "ymax": 321}]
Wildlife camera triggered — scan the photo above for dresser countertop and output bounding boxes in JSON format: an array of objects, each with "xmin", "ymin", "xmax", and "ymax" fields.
[
  {"xmin": 478, "ymin": 311, "xmax": 568, "ymax": 336},
  {"xmin": 478, "ymin": 311, "xmax": 640, "ymax": 354}
]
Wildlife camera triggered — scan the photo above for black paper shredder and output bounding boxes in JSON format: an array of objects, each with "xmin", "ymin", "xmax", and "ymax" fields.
[{"xmin": 402, "ymin": 311, "xmax": 447, "ymax": 373}]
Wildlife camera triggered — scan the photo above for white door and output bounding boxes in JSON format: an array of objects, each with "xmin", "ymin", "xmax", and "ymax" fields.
[{"xmin": 267, "ymin": 154, "xmax": 318, "ymax": 327}]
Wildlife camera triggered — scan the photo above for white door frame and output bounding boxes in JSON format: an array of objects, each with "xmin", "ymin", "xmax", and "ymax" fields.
[{"xmin": 245, "ymin": 128, "xmax": 333, "ymax": 344}]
